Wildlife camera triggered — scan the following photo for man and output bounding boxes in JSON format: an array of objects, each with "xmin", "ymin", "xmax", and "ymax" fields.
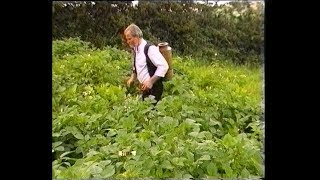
[{"xmin": 124, "ymin": 23, "xmax": 169, "ymax": 103}]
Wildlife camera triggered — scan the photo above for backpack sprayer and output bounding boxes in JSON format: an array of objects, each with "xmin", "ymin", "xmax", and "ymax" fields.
[{"xmin": 158, "ymin": 42, "xmax": 173, "ymax": 80}]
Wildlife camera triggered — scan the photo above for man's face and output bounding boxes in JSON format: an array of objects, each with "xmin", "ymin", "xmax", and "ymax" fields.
[{"xmin": 124, "ymin": 31, "xmax": 138, "ymax": 48}]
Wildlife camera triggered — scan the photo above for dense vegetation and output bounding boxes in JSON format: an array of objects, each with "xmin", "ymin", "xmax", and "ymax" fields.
[
  {"xmin": 52, "ymin": 1, "xmax": 264, "ymax": 65},
  {"xmin": 52, "ymin": 38, "xmax": 264, "ymax": 179}
]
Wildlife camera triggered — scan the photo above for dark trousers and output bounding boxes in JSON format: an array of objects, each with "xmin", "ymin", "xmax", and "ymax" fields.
[{"xmin": 142, "ymin": 80, "xmax": 163, "ymax": 103}]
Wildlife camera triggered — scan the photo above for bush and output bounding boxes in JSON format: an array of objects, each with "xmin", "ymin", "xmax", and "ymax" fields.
[{"xmin": 52, "ymin": 1, "xmax": 264, "ymax": 65}]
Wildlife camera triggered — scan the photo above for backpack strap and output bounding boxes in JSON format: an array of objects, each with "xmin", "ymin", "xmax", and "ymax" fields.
[
  {"xmin": 144, "ymin": 42, "xmax": 157, "ymax": 77},
  {"xmin": 132, "ymin": 49, "xmax": 136, "ymax": 74}
]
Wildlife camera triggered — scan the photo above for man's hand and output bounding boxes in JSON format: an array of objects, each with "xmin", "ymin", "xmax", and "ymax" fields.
[
  {"xmin": 127, "ymin": 73, "xmax": 137, "ymax": 87},
  {"xmin": 141, "ymin": 79, "xmax": 153, "ymax": 91},
  {"xmin": 127, "ymin": 77, "xmax": 134, "ymax": 87},
  {"xmin": 142, "ymin": 75, "xmax": 162, "ymax": 91}
]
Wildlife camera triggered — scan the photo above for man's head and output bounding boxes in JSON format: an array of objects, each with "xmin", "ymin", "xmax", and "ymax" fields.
[{"xmin": 124, "ymin": 23, "xmax": 143, "ymax": 48}]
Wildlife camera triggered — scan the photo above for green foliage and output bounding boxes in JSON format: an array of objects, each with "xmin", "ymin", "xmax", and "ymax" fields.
[
  {"xmin": 52, "ymin": 39, "xmax": 264, "ymax": 179},
  {"xmin": 52, "ymin": 37, "xmax": 93, "ymax": 59},
  {"xmin": 52, "ymin": 1, "xmax": 264, "ymax": 65}
]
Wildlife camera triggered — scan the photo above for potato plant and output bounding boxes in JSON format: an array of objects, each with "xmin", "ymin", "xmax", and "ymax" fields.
[{"xmin": 52, "ymin": 38, "xmax": 264, "ymax": 179}]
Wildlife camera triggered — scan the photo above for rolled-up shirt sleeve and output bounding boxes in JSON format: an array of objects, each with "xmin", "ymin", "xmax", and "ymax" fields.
[{"xmin": 147, "ymin": 45, "xmax": 169, "ymax": 77}]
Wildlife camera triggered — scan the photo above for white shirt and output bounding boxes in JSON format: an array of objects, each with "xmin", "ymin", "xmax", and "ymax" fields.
[{"xmin": 133, "ymin": 39, "xmax": 169, "ymax": 83}]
